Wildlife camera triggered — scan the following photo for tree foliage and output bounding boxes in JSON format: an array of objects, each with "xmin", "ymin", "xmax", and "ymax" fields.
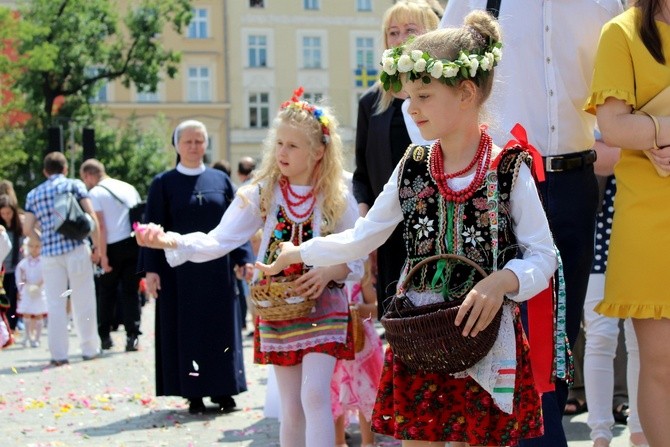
[
  {"xmin": 0, "ymin": 0, "xmax": 190, "ymax": 203},
  {"xmin": 94, "ymin": 113, "xmax": 171, "ymax": 198}
]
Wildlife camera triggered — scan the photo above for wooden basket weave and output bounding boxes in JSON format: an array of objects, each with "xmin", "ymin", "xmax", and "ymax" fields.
[
  {"xmin": 350, "ymin": 306, "xmax": 365, "ymax": 353},
  {"xmin": 250, "ymin": 274, "xmax": 314, "ymax": 321},
  {"xmin": 381, "ymin": 254, "xmax": 502, "ymax": 373}
]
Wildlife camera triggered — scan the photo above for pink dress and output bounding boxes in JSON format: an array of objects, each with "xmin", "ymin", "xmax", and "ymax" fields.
[{"xmin": 330, "ymin": 282, "xmax": 384, "ymax": 422}]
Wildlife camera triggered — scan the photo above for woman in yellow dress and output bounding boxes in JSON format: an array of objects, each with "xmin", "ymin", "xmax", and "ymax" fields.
[{"xmin": 584, "ymin": 1, "xmax": 670, "ymax": 445}]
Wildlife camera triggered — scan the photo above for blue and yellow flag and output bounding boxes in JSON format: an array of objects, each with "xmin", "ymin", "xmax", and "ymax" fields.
[{"xmin": 355, "ymin": 67, "xmax": 378, "ymax": 88}]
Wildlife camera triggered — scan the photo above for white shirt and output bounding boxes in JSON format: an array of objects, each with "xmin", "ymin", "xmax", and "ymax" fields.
[
  {"xmin": 300, "ymin": 162, "xmax": 557, "ymax": 302},
  {"xmin": 440, "ymin": 0, "xmax": 623, "ymax": 156},
  {"xmin": 89, "ymin": 178, "xmax": 141, "ymax": 244}
]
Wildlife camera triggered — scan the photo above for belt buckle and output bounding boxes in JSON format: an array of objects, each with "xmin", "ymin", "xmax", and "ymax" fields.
[{"xmin": 544, "ymin": 157, "xmax": 561, "ymax": 173}]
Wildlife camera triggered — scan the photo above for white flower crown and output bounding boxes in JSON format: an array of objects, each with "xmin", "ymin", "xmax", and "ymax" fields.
[{"xmin": 380, "ymin": 38, "xmax": 502, "ymax": 92}]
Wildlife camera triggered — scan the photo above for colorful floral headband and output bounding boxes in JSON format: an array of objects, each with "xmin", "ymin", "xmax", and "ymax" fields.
[
  {"xmin": 280, "ymin": 87, "xmax": 331, "ymax": 145},
  {"xmin": 380, "ymin": 38, "xmax": 502, "ymax": 92}
]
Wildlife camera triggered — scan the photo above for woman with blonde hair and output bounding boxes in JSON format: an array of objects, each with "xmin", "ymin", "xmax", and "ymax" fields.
[{"xmin": 353, "ymin": 0, "xmax": 441, "ymax": 318}]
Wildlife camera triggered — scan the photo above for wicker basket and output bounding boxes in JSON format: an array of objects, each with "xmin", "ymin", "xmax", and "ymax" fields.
[
  {"xmin": 381, "ymin": 254, "xmax": 502, "ymax": 374},
  {"xmin": 250, "ymin": 274, "xmax": 314, "ymax": 321},
  {"xmin": 350, "ymin": 306, "xmax": 365, "ymax": 353}
]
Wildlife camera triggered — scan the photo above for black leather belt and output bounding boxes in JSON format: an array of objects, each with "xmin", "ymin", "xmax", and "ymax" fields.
[{"xmin": 543, "ymin": 150, "xmax": 596, "ymax": 173}]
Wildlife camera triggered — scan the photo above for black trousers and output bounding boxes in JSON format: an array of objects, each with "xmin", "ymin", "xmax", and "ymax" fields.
[
  {"xmin": 519, "ymin": 165, "xmax": 599, "ymax": 447},
  {"xmin": 96, "ymin": 238, "xmax": 142, "ymax": 339},
  {"xmin": 3, "ymin": 273, "xmax": 18, "ymax": 330}
]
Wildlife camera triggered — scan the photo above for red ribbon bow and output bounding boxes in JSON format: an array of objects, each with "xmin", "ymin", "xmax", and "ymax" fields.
[{"xmin": 494, "ymin": 123, "xmax": 545, "ymax": 182}]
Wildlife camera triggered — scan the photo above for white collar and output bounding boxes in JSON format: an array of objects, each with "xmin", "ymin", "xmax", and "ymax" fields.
[{"xmin": 176, "ymin": 163, "xmax": 206, "ymax": 176}]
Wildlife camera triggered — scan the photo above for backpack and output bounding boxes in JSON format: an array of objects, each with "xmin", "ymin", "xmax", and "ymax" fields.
[
  {"xmin": 53, "ymin": 191, "xmax": 95, "ymax": 241},
  {"xmin": 128, "ymin": 200, "xmax": 147, "ymax": 226},
  {"xmin": 96, "ymin": 184, "xmax": 146, "ymax": 227}
]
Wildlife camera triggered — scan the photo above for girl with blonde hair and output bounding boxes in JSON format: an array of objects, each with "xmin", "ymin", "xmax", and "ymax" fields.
[
  {"xmin": 135, "ymin": 88, "xmax": 362, "ymax": 447},
  {"xmin": 258, "ymin": 11, "xmax": 559, "ymax": 447}
]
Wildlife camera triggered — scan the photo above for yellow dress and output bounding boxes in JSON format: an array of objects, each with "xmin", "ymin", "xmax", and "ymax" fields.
[{"xmin": 584, "ymin": 7, "xmax": 670, "ymax": 319}]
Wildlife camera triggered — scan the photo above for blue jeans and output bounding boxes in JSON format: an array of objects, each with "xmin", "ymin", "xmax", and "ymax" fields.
[{"xmin": 519, "ymin": 165, "xmax": 599, "ymax": 447}]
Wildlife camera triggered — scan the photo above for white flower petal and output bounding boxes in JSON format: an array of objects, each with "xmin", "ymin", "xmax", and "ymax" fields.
[
  {"xmin": 429, "ymin": 60, "xmax": 444, "ymax": 78},
  {"xmin": 410, "ymin": 50, "xmax": 424, "ymax": 62},
  {"xmin": 414, "ymin": 58, "xmax": 426, "ymax": 72},
  {"xmin": 397, "ymin": 54, "xmax": 414, "ymax": 73}
]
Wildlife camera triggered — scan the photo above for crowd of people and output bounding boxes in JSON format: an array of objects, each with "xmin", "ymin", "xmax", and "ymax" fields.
[{"xmin": 2, "ymin": 0, "xmax": 669, "ymax": 446}]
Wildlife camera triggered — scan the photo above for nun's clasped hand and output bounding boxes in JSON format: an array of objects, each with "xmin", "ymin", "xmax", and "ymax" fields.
[{"xmin": 133, "ymin": 223, "xmax": 176, "ymax": 250}]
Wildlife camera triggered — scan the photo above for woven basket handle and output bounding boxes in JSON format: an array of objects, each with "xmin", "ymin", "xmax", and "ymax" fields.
[{"xmin": 399, "ymin": 253, "xmax": 488, "ymax": 293}]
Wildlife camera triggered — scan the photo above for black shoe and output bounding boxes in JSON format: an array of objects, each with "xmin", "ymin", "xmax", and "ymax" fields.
[
  {"xmin": 125, "ymin": 335, "xmax": 139, "ymax": 352},
  {"xmin": 613, "ymin": 403, "xmax": 629, "ymax": 425},
  {"xmin": 101, "ymin": 337, "xmax": 113, "ymax": 350},
  {"xmin": 49, "ymin": 359, "xmax": 69, "ymax": 367},
  {"xmin": 214, "ymin": 395, "xmax": 236, "ymax": 412},
  {"xmin": 82, "ymin": 351, "xmax": 101, "ymax": 361},
  {"xmin": 188, "ymin": 398, "xmax": 206, "ymax": 414}
]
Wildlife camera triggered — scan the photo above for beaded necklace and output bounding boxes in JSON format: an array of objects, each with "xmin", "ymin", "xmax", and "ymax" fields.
[
  {"xmin": 279, "ymin": 176, "xmax": 316, "ymax": 219},
  {"xmin": 430, "ymin": 132, "xmax": 492, "ymax": 203}
]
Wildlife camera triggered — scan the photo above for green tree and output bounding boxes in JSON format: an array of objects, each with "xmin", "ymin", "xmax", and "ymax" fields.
[
  {"xmin": 0, "ymin": 0, "xmax": 190, "ymax": 201},
  {"xmin": 94, "ymin": 113, "xmax": 171, "ymax": 198},
  {"xmin": 0, "ymin": 8, "xmax": 28, "ymax": 176}
]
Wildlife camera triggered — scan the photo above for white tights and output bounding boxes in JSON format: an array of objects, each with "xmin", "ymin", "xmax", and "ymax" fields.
[
  {"xmin": 583, "ymin": 274, "xmax": 642, "ymax": 442},
  {"xmin": 274, "ymin": 352, "xmax": 337, "ymax": 447},
  {"xmin": 24, "ymin": 316, "xmax": 44, "ymax": 343}
]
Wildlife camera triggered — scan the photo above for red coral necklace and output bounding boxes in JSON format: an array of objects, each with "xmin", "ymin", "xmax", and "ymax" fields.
[
  {"xmin": 430, "ymin": 132, "xmax": 492, "ymax": 203},
  {"xmin": 279, "ymin": 176, "xmax": 316, "ymax": 219}
]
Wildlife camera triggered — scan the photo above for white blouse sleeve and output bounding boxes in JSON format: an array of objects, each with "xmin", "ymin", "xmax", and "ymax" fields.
[
  {"xmin": 0, "ymin": 229, "xmax": 10, "ymax": 262},
  {"xmin": 301, "ymin": 165, "xmax": 404, "ymax": 267},
  {"xmin": 335, "ymin": 191, "xmax": 368, "ymax": 282},
  {"xmin": 164, "ymin": 186, "xmax": 263, "ymax": 267},
  {"xmin": 503, "ymin": 163, "xmax": 558, "ymax": 302}
]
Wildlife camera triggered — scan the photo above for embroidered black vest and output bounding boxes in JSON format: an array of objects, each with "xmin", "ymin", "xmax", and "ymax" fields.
[{"xmin": 397, "ymin": 144, "xmax": 534, "ymax": 300}]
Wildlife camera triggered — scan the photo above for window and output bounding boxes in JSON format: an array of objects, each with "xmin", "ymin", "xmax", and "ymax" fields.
[
  {"xmin": 302, "ymin": 36, "xmax": 322, "ymax": 69},
  {"xmin": 137, "ymin": 87, "xmax": 160, "ymax": 103},
  {"xmin": 92, "ymin": 82, "xmax": 109, "ymax": 103},
  {"xmin": 304, "ymin": 0, "xmax": 319, "ymax": 10},
  {"xmin": 356, "ymin": 0, "xmax": 372, "ymax": 12},
  {"xmin": 187, "ymin": 8, "xmax": 209, "ymax": 39},
  {"xmin": 249, "ymin": 92, "xmax": 270, "ymax": 128},
  {"xmin": 250, "ymin": 0, "xmax": 264, "ymax": 7},
  {"xmin": 187, "ymin": 66, "xmax": 211, "ymax": 102},
  {"xmin": 303, "ymin": 92, "xmax": 323, "ymax": 104},
  {"xmin": 248, "ymin": 35, "xmax": 267, "ymax": 67},
  {"xmin": 204, "ymin": 136, "xmax": 213, "ymax": 165},
  {"xmin": 86, "ymin": 67, "xmax": 109, "ymax": 103},
  {"xmin": 355, "ymin": 37, "xmax": 375, "ymax": 69}
]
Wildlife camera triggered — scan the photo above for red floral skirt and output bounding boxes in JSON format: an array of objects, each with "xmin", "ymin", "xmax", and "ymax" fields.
[
  {"xmin": 371, "ymin": 315, "xmax": 543, "ymax": 446},
  {"xmin": 253, "ymin": 316, "xmax": 355, "ymax": 366}
]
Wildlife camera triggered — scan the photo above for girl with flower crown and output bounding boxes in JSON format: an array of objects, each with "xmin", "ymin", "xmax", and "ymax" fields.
[
  {"xmin": 256, "ymin": 11, "xmax": 559, "ymax": 447},
  {"xmin": 135, "ymin": 89, "xmax": 362, "ymax": 447}
]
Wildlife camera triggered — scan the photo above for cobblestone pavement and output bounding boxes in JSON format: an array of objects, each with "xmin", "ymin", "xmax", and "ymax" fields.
[{"xmin": 0, "ymin": 301, "xmax": 630, "ymax": 446}]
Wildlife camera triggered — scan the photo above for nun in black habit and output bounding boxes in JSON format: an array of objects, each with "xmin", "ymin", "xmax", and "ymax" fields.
[{"xmin": 142, "ymin": 120, "xmax": 254, "ymax": 413}]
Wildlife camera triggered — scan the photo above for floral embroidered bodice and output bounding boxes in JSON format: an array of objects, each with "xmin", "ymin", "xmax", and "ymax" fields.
[{"xmin": 397, "ymin": 144, "xmax": 532, "ymax": 298}]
